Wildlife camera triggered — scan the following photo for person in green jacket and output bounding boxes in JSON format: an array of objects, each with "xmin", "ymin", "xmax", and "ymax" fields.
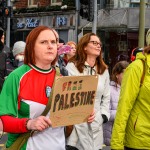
[{"xmin": 111, "ymin": 46, "xmax": 150, "ymax": 150}]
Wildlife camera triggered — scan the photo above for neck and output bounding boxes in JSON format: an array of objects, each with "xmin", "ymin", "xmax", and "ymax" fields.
[
  {"xmin": 35, "ymin": 63, "xmax": 51, "ymax": 70},
  {"xmin": 86, "ymin": 56, "xmax": 96, "ymax": 67},
  {"xmin": 67, "ymin": 55, "xmax": 72, "ymax": 60}
]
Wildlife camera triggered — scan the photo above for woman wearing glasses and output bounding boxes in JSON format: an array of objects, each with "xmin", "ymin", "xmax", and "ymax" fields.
[{"xmin": 66, "ymin": 33, "xmax": 110, "ymax": 150}]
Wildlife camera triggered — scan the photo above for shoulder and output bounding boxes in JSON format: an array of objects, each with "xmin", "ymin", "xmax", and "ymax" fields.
[
  {"xmin": 66, "ymin": 62, "xmax": 75, "ymax": 69},
  {"xmin": 100, "ymin": 69, "xmax": 110, "ymax": 78},
  {"xmin": 66, "ymin": 62, "xmax": 79, "ymax": 76},
  {"xmin": 126, "ymin": 59, "xmax": 143, "ymax": 77}
]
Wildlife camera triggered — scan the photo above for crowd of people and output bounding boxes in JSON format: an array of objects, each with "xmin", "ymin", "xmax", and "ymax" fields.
[{"xmin": 0, "ymin": 25, "xmax": 150, "ymax": 150}]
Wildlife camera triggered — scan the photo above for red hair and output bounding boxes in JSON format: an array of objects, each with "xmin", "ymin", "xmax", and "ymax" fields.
[{"xmin": 24, "ymin": 26, "xmax": 58, "ymax": 66}]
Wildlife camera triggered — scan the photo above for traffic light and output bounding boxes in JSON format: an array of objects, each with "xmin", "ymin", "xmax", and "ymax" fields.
[
  {"xmin": 3, "ymin": 6, "xmax": 12, "ymax": 17},
  {"xmin": 0, "ymin": 0, "xmax": 12, "ymax": 18},
  {"xmin": 1, "ymin": 17, "xmax": 7, "ymax": 30},
  {"xmin": 87, "ymin": 0, "xmax": 94, "ymax": 22},
  {"xmin": 80, "ymin": 0, "xmax": 94, "ymax": 22},
  {"xmin": 80, "ymin": 0, "xmax": 88, "ymax": 19}
]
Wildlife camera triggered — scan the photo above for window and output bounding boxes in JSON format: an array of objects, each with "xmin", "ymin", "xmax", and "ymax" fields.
[
  {"xmin": 28, "ymin": 0, "xmax": 37, "ymax": 8},
  {"xmin": 51, "ymin": 0, "xmax": 62, "ymax": 6}
]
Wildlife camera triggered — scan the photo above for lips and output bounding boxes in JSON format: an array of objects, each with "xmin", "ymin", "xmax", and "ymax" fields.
[{"xmin": 47, "ymin": 52, "xmax": 54, "ymax": 54}]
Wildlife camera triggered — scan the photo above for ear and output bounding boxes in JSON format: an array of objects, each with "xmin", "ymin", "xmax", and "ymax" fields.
[
  {"xmin": 84, "ymin": 46, "xmax": 87, "ymax": 51},
  {"xmin": 116, "ymin": 74, "xmax": 118, "ymax": 79}
]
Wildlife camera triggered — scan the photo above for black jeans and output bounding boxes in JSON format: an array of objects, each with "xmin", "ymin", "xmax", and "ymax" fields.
[
  {"xmin": 66, "ymin": 145, "xmax": 79, "ymax": 150},
  {"xmin": 124, "ymin": 147, "xmax": 145, "ymax": 150}
]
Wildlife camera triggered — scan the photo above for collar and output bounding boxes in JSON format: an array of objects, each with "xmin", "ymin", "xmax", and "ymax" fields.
[
  {"xmin": 29, "ymin": 64, "xmax": 53, "ymax": 74},
  {"xmin": 84, "ymin": 62, "xmax": 96, "ymax": 75}
]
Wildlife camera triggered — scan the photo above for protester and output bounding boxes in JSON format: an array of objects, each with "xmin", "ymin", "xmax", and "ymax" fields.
[
  {"xmin": 130, "ymin": 47, "xmax": 143, "ymax": 62},
  {"xmin": 0, "ymin": 28, "xmax": 6, "ymax": 92},
  {"xmin": 0, "ymin": 26, "xmax": 95, "ymax": 150},
  {"xmin": 66, "ymin": 32, "xmax": 110, "ymax": 150},
  {"xmin": 103, "ymin": 61, "xmax": 129, "ymax": 146},
  {"xmin": 6, "ymin": 41, "xmax": 26, "ymax": 75},
  {"xmin": 12, "ymin": 41, "xmax": 26, "ymax": 66},
  {"xmin": 0, "ymin": 27, "xmax": 10, "ymax": 57},
  {"xmin": 111, "ymin": 46, "xmax": 150, "ymax": 149},
  {"xmin": 52, "ymin": 29, "xmax": 70, "ymax": 76},
  {"xmin": 0, "ymin": 27, "xmax": 4, "ymax": 44},
  {"xmin": 63, "ymin": 41, "xmax": 76, "ymax": 65}
]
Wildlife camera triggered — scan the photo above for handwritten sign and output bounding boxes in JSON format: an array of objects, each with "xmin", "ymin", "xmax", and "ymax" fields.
[{"xmin": 50, "ymin": 75, "xmax": 98, "ymax": 127}]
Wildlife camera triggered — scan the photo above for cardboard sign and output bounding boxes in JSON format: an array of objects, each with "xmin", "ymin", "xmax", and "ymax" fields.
[{"xmin": 50, "ymin": 75, "xmax": 98, "ymax": 127}]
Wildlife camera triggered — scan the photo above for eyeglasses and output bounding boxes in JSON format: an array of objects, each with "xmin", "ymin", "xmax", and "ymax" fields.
[{"xmin": 89, "ymin": 41, "xmax": 102, "ymax": 47}]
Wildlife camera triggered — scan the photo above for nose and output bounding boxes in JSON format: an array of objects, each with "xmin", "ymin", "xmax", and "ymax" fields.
[
  {"xmin": 47, "ymin": 43, "xmax": 52, "ymax": 49},
  {"xmin": 97, "ymin": 43, "xmax": 102, "ymax": 48},
  {"xmin": 71, "ymin": 47, "xmax": 76, "ymax": 51}
]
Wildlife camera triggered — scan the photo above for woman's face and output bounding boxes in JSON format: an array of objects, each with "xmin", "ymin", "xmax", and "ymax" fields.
[
  {"xmin": 116, "ymin": 69, "xmax": 125, "ymax": 85},
  {"xmin": 84, "ymin": 35, "xmax": 102, "ymax": 58},
  {"xmin": 1, "ymin": 34, "xmax": 4, "ymax": 43},
  {"xmin": 34, "ymin": 29, "xmax": 57, "ymax": 67},
  {"xmin": 67, "ymin": 43, "xmax": 76, "ymax": 58}
]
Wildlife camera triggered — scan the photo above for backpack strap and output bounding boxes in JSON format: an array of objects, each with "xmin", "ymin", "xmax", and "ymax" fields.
[
  {"xmin": 140, "ymin": 59, "xmax": 145, "ymax": 86},
  {"xmin": 41, "ymin": 67, "xmax": 60, "ymax": 116}
]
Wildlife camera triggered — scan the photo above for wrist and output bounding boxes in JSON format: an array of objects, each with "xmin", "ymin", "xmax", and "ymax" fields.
[{"xmin": 25, "ymin": 118, "xmax": 31, "ymax": 131}]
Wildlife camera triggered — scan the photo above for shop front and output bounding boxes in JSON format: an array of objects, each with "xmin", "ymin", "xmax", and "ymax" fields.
[{"xmin": 10, "ymin": 11, "xmax": 76, "ymax": 48}]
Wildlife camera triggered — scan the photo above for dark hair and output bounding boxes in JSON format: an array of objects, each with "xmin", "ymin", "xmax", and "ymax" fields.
[
  {"xmin": 24, "ymin": 26, "xmax": 58, "ymax": 66},
  {"xmin": 69, "ymin": 33, "xmax": 107, "ymax": 74},
  {"xmin": 111, "ymin": 61, "xmax": 129, "ymax": 85},
  {"xmin": 59, "ymin": 38, "xmax": 65, "ymax": 44},
  {"xmin": 0, "ymin": 41, "xmax": 4, "ymax": 52},
  {"xmin": 0, "ymin": 27, "xmax": 4, "ymax": 41}
]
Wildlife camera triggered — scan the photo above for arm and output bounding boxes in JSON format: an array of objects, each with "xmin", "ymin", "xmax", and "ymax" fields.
[
  {"xmin": 0, "ymin": 115, "xmax": 52, "ymax": 133},
  {"xmin": 109, "ymin": 87, "xmax": 119, "ymax": 122},
  {"xmin": 65, "ymin": 62, "xmax": 79, "ymax": 76},
  {"xmin": 100, "ymin": 70, "xmax": 110, "ymax": 122},
  {"xmin": 109, "ymin": 109, "xmax": 117, "ymax": 122},
  {"xmin": 0, "ymin": 72, "xmax": 52, "ymax": 134},
  {"xmin": 1, "ymin": 116, "xmax": 28, "ymax": 133}
]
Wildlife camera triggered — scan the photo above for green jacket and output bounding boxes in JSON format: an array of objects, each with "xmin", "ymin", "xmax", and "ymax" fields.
[{"xmin": 111, "ymin": 52, "xmax": 150, "ymax": 149}]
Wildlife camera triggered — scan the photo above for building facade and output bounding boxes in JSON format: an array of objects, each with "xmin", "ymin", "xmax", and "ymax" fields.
[
  {"xmin": 8, "ymin": 0, "xmax": 150, "ymax": 71},
  {"xmin": 10, "ymin": 0, "xmax": 76, "ymax": 47},
  {"xmin": 80, "ymin": 0, "xmax": 150, "ymax": 70}
]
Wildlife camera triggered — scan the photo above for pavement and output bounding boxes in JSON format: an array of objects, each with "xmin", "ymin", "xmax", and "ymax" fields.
[
  {"xmin": 102, "ymin": 146, "xmax": 111, "ymax": 150},
  {"xmin": 0, "ymin": 133, "xmax": 7, "ymax": 150}
]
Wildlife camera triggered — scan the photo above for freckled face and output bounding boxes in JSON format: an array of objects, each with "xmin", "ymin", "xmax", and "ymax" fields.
[
  {"xmin": 67, "ymin": 43, "xmax": 76, "ymax": 58},
  {"xmin": 116, "ymin": 69, "xmax": 125, "ymax": 85},
  {"xmin": 34, "ymin": 30, "xmax": 57, "ymax": 66}
]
